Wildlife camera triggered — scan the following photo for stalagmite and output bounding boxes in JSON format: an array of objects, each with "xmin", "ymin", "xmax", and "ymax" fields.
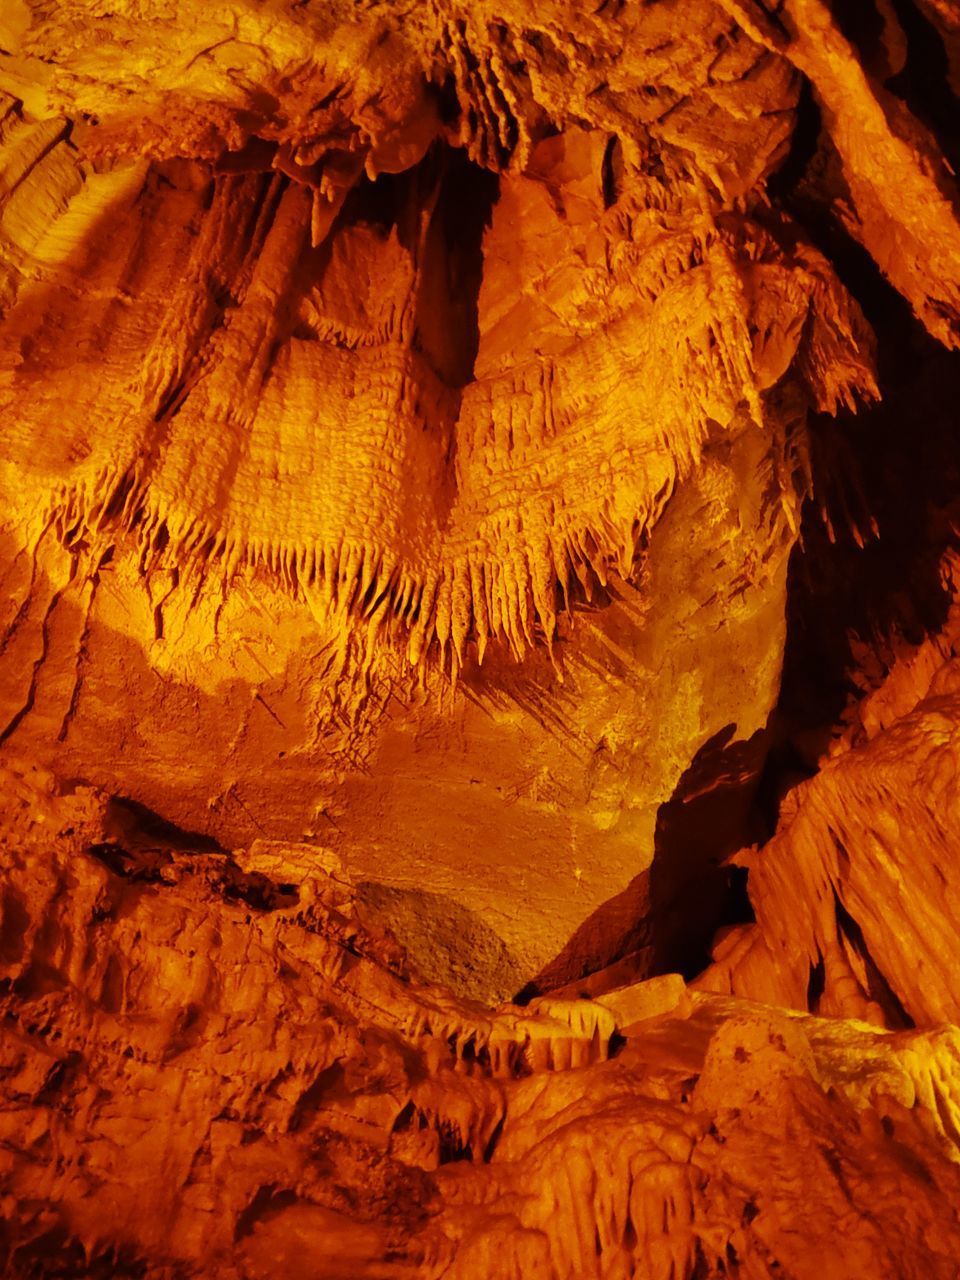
[{"xmin": 2, "ymin": 1, "xmax": 960, "ymax": 1276}]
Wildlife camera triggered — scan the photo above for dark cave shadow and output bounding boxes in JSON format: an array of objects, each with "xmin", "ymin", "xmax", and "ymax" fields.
[
  {"xmin": 776, "ymin": 238, "xmax": 960, "ymax": 760},
  {"xmin": 516, "ymin": 724, "xmax": 766, "ymax": 1001},
  {"xmin": 766, "ymin": 44, "xmax": 960, "ymax": 762},
  {"xmin": 102, "ymin": 793, "xmax": 226, "ymax": 852}
]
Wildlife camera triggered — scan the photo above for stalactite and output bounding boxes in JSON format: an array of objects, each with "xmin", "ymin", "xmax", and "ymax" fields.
[{"xmin": 2, "ymin": 1, "xmax": 960, "ymax": 1276}]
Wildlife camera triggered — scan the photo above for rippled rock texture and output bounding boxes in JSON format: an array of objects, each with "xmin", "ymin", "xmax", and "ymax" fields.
[
  {"xmin": 2, "ymin": 0, "xmax": 960, "ymax": 1275},
  {"xmin": 6, "ymin": 763, "xmax": 960, "ymax": 1279}
]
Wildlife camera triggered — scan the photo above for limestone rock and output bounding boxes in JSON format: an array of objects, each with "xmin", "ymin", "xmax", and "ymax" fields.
[
  {"xmin": 5, "ymin": 771, "xmax": 960, "ymax": 1278},
  {"xmin": 2, "ymin": 1, "xmax": 960, "ymax": 1276},
  {"xmin": 702, "ymin": 559, "xmax": 960, "ymax": 1029}
]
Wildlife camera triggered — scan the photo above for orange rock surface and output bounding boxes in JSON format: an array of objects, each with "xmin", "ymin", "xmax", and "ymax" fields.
[{"xmin": 1, "ymin": 1, "xmax": 960, "ymax": 1276}]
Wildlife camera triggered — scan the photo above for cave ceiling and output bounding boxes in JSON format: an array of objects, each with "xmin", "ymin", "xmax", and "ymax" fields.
[{"xmin": 3, "ymin": 1, "xmax": 960, "ymax": 1277}]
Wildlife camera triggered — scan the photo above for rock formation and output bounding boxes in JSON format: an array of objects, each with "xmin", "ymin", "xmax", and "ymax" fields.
[{"xmin": 2, "ymin": 0, "xmax": 960, "ymax": 1275}]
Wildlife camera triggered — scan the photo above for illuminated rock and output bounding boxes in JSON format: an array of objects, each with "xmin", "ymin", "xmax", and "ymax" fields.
[{"xmin": 1, "ymin": 1, "xmax": 960, "ymax": 1275}]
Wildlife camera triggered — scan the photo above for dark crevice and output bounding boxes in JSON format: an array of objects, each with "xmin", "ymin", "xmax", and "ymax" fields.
[
  {"xmin": 481, "ymin": 1112, "xmax": 505, "ymax": 1162},
  {"xmin": 280, "ymin": 143, "xmax": 499, "ymax": 396},
  {"xmin": 766, "ymin": 79, "xmax": 821, "ymax": 203},
  {"xmin": 9, "ymin": 1230, "xmax": 148, "ymax": 1279},
  {"xmin": 886, "ymin": 0, "xmax": 960, "ymax": 173},
  {"xmin": 0, "ymin": 582, "xmax": 70, "ymax": 747},
  {"xmin": 288, "ymin": 1062, "xmax": 346, "ymax": 1133},
  {"xmin": 833, "ymin": 894, "xmax": 915, "ymax": 1029},
  {"xmin": 87, "ymin": 842, "xmax": 173, "ymax": 884},
  {"xmin": 234, "ymin": 1185, "xmax": 298, "ymax": 1242},
  {"xmin": 824, "ymin": 0, "xmax": 889, "ymax": 78},
  {"xmin": 430, "ymin": 74, "xmax": 463, "ymax": 129},
  {"xmin": 520, "ymin": 725, "xmax": 769, "ymax": 997},
  {"xmin": 601, "ymin": 134, "xmax": 623, "ymax": 208},
  {"xmin": 414, "ymin": 146, "xmax": 499, "ymax": 388},
  {"xmin": 103, "ymin": 794, "xmax": 225, "ymax": 853},
  {"xmin": 806, "ymin": 953, "xmax": 826, "ymax": 1013},
  {"xmin": 218, "ymin": 860, "xmax": 300, "ymax": 912},
  {"xmin": 768, "ymin": 154, "xmax": 960, "ymax": 762},
  {"xmin": 752, "ymin": 739, "xmax": 816, "ymax": 838},
  {"xmin": 645, "ymin": 727, "xmax": 768, "ymax": 980},
  {"xmin": 340, "ymin": 165, "xmax": 411, "ymax": 241}
]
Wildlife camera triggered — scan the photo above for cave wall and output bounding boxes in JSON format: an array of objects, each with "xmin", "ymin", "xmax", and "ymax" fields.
[{"xmin": 3, "ymin": 0, "xmax": 960, "ymax": 1276}]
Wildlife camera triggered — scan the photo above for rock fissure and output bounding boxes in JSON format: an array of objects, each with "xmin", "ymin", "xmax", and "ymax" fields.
[{"xmin": 3, "ymin": 1, "xmax": 960, "ymax": 1276}]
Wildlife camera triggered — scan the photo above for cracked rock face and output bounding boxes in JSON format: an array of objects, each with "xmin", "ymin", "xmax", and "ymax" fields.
[
  {"xmin": 2, "ymin": 0, "xmax": 960, "ymax": 1276},
  {"xmin": 6, "ymin": 763, "xmax": 960, "ymax": 1280}
]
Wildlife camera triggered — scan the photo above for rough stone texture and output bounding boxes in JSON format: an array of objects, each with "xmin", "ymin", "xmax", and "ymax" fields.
[
  {"xmin": 0, "ymin": 0, "xmax": 863, "ymax": 999},
  {"xmin": 2, "ymin": 0, "xmax": 960, "ymax": 1276},
  {"xmin": 701, "ymin": 552, "xmax": 960, "ymax": 1027},
  {"xmin": 6, "ymin": 765, "xmax": 960, "ymax": 1280},
  {"xmin": 0, "ymin": 414, "xmax": 792, "ymax": 1000}
]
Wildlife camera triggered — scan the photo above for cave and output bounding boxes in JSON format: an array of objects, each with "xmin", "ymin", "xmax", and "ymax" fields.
[{"xmin": 3, "ymin": 1, "xmax": 960, "ymax": 1276}]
